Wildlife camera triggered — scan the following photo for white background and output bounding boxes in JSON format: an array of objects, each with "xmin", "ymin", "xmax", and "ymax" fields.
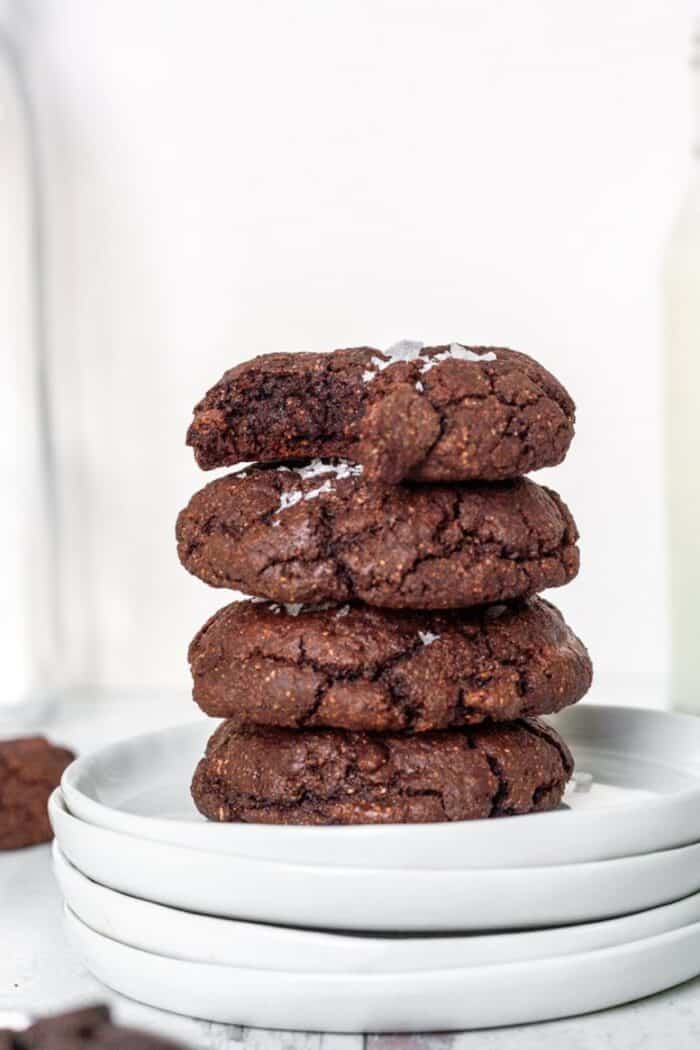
[{"xmin": 5, "ymin": 0, "xmax": 693, "ymax": 699}]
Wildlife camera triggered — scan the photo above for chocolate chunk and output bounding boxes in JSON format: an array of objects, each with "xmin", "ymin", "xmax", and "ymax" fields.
[{"xmin": 5, "ymin": 1006, "xmax": 186, "ymax": 1050}]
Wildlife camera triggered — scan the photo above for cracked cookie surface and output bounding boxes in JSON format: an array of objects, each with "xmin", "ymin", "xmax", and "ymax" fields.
[
  {"xmin": 189, "ymin": 597, "xmax": 592, "ymax": 731},
  {"xmin": 0, "ymin": 736, "xmax": 75, "ymax": 850},
  {"xmin": 186, "ymin": 344, "xmax": 575, "ymax": 484},
  {"xmin": 191, "ymin": 718, "xmax": 574, "ymax": 825},
  {"xmin": 176, "ymin": 464, "xmax": 580, "ymax": 609}
]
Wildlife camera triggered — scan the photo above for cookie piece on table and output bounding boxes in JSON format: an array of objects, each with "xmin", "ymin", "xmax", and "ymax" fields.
[
  {"xmin": 186, "ymin": 342, "xmax": 575, "ymax": 484},
  {"xmin": 0, "ymin": 736, "xmax": 75, "ymax": 850},
  {"xmin": 191, "ymin": 718, "xmax": 574, "ymax": 825},
  {"xmin": 2, "ymin": 1005, "xmax": 185, "ymax": 1050},
  {"xmin": 189, "ymin": 597, "xmax": 592, "ymax": 732},
  {"xmin": 176, "ymin": 464, "xmax": 580, "ymax": 609}
]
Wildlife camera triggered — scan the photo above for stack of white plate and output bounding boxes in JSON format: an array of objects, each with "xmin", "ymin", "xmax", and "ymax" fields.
[{"xmin": 51, "ymin": 704, "xmax": 700, "ymax": 1032}]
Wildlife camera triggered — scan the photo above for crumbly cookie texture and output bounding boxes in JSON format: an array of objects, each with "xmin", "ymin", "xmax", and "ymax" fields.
[
  {"xmin": 176, "ymin": 465, "xmax": 580, "ymax": 609},
  {"xmin": 189, "ymin": 597, "xmax": 592, "ymax": 732},
  {"xmin": 0, "ymin": 736, "xmax": 75, "ymax": 851},
  {"xmin": 1, "ymin": 1006, "xmax": 186, "ymax": 1050},
  {"xmin": 191, "ymin": 718, "xmax": 574, "ymax": 826},
  {"xmin": 186, "ymin": 343, "xmax": 575, "ymax": 484}
]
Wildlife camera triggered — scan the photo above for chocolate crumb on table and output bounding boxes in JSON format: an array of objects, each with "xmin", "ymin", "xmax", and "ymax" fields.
[{"xmin": 0, "ymin": 1005, "xmax": 187, "ymax": 1050}]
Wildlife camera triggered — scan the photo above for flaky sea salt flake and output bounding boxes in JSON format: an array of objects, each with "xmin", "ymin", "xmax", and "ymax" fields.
[
  {"xmin": 274, "ymin": 460, "xmax": 365, "ymax": 511},
  {"xmin": 381, "ymin": 339, "xmax": 425, "ymax": 364},
  {"xmin": 572, "ymin": 771, "xmax": 593, "ymax": 794},
  {"xmin": 304, "ymin": 479, "xmax": 335, "ymax": 501},
  {"xmin": 420, "ymin": 346, "xmax": 498, "ymax": 374},
  {"xmin": 295, "ymin": 460, "xmax": 335, "ymax": 481},
  {"xmin": 277, "ymin": 489, "xmax": 303, "ymax": 512},
  {"xmin": 361, "ymin": 340, "xmax": 426, "ymax": 382}
]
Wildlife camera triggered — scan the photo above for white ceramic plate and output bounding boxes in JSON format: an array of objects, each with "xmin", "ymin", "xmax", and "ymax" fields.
[
  {"xmin": 60, "ymin": 705, "xmax": 700, "ymax": 869},
  {"xmin": 53, "ymin": 842, "xmax": 700, "ymax": 973},
  {"xmin": 49, "ymin": 789, "xmax": 700, "ymax": 932},
  {"xmin": 65, "ymin": 906, "xmax": 700, "ymax": 1032}
]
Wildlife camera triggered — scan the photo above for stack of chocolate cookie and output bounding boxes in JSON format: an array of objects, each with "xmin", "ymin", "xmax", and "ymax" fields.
[{"xmin": 177, "ymin": 341, "xmax": 592, "ymax": 825}]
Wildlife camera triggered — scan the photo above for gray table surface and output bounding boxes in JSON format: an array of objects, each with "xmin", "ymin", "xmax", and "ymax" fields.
[{"xmin": 3, "ymin": 681, "xmax": 700, "ymax": 1049}]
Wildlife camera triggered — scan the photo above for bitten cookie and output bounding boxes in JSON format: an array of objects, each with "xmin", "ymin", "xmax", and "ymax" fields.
[
  {"xmin": 191, "ymin": 718, "xmax": 574, "ymax": 825},
  {"xmin": 189, "ymin": 597, "xmax": 592, "ymax": 731},
  {"xmin": 186, "ymin": 342, "xmax": 575, "ymax": 484},
  {"xmin": 176, "ymin": 463, "xmax": 580, "ymax": 609},
  {"xmin": 0, "ymin": 736, "xmax": 75, "ymax": 850},
  {"xmin": 2, "ymin": 1006, "xmax": 185, "ymax": 1050}
]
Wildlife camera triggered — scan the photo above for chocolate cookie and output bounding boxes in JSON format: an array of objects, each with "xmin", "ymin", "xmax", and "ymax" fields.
[
  {"xmin": 191, "ymin": 718, "xmax": 574, "ymax": 825},
  {"xmin": 176, "ymin": 464, "xmax": 579, "ymax": 609},
  {"xmin": 189, "ymin": 597, "xmax": 592, "ymax": 731},
  {"xmin": 186, "ymin": 342, "xmax": 575, "ymax": 484},
  {"xmin": 0, "ymin": 736, "xmax": 75, "ymax": 850},
  {"xmin": 2, "ymin": 1006, "xmax": 185, "ymax": 1050}
]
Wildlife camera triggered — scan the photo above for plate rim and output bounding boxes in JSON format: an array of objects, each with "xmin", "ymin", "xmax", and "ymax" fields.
[
  {"xmin": 49, "ymin": 786, "xmax": 700, "ymax": 875},
  {"xmin": 50, "ymin": 788, "xmax": 700, "ymax": 931},
  {"xmin": 53, "ymin": 840, "xmax": 700, "ymax": 970},
  {"xmin": 63, "ymin": 900, "xmax": 700, "ymax": 1037},
  {"xmin": 60, "ymin": 704, "xmax": 700, "ymax": 841}
]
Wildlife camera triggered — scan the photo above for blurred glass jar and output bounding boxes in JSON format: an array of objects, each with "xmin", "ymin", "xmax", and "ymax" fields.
[
  {"xmin": 0, "ymin": 9, "xmax": 61, "ymax": 728},
  {"xmin": 665, "ymin": 17, "xmax": 700, "ymax": 714}
]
